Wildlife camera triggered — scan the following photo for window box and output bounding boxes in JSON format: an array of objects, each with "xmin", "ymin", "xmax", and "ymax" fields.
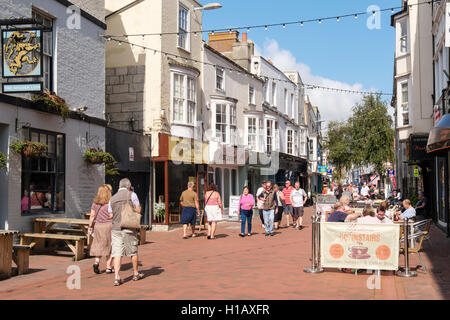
[{"xmin": 32, "ymin": 91, "xmax": 70, "ymax": 119}]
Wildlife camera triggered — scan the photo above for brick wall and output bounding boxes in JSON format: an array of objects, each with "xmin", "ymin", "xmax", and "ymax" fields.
[{"xmin": 106, "ymin": 66, "xmax": 145, "ymax": 132}]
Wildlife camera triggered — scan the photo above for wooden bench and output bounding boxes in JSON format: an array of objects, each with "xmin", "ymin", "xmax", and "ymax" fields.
[
  {"xmin": 47, "ymin": 228, "xmax": 85, "ymax": 235},
  {"xmin": 12, "ymin": 245, "xmax": 31, "ymax": 275},
  {"xmin": 20, "ymin": 233, "xmax": 86, "ymax": 261},
  {"xmin": 139, "ymin": 225, "xmax": 149, "ymax": 245}
]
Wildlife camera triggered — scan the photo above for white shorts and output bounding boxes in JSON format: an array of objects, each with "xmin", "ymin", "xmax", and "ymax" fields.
[{"xmin": 205, "ymin": 205, "xmax": 222, "ymax": 222}]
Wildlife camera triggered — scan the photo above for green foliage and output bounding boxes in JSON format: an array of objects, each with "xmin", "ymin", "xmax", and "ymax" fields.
[
  {"xmin": 9, "ymin": 141, "xmax": 47, "ymax": 157},
  {"xmin": 32, "ymin": 91, "xmax": 70, "ymax": 119},
  {"xmin": 409, "ymin": 194, "xmax": 419, "ymax": 207},
  {"xmin": 0, "ymin": 152, "xmax": 6, "ymax": 169},
  {"xmin": 325, "ymin": 95, "xmax": 394, "ymax": 180},
  {"xmin": 325, "ymin": 121, "xmax": 353, "ymax": 183},
  {"xmin": 83, "ymin": 148, "xmax": 119, "ymax": 176}
]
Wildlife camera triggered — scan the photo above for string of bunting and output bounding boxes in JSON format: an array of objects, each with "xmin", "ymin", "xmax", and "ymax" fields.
[
  {"xmin": 104, "ymin": 36, "xmax": 393, "ymax": 96},
  {"xmin": 104, "ymin": 0, "xmax": 439, "ymax": 38}
]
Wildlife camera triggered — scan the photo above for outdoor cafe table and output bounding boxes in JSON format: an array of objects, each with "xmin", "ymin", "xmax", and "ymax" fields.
[
  {"xmin": 33, "ymin": 217, "xmax": 92, "ymax": 247},
  {"xmin": 0, "ymin": 230, "xmax": 19, "ymax": 279}
]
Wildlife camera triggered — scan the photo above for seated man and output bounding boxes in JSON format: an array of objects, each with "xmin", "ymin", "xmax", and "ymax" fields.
[
  {"xmin": 376, "ymin": 205, "xmax": 393, "ymax": 224},
  {"xmin": 395, "ymin": 199, "xmax": 416, "ymax": 222},
  {"xmin": 414, "ymin": 192, "xmax": 428, "ymax": 217},
  {"xmin": 327, "ymin": 202, "xmax": 362, "ymax": 222}
]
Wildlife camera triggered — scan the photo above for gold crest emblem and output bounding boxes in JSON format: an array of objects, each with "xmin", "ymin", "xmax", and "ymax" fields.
[{"xmin": 3, "ymin": 30, "xmax": 41, "ymax": 76}]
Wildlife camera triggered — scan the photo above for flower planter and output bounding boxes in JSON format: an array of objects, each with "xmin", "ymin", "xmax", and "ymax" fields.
[{"xmin": 10, "ymin": 141, "xmax": 47, "ymax": 158}]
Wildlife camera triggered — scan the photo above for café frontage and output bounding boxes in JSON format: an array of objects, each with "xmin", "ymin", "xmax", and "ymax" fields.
[{"xmin": 152, "ymin": 133, "xmax": 209, "ymax": 231}]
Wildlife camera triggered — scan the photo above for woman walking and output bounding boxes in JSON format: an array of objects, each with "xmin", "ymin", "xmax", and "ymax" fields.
[
  {"xmin": 273, "ymin": 184, "xmax": 285, "ymax": 230},
  {"xmin": 88, "ymin": 184, "xmax": 113, "ymax": 274},
  {"xmin": 238, "ymin": 186, "xmax": 254, "ymax": 237},
  {"xmin": 204, "ymin": 183, "xmax": 223, "ymax": 240}
]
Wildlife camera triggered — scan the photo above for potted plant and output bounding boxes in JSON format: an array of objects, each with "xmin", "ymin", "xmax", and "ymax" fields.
[
  {"xmin": 32, "ymin": 90, "xmax": 70, "ymax": 119},
  {"xmin": 10, "ymin": 141, "xmax": 48, "ymax": 158},
  {"xmin": 83, "ymin": 148, "xmax": 119, "ymax": 176},
  {"xmin": 154, "ymin": 202, "xmax": 165, "ymax": 223},
  {"xmin": 0, "ymin": 152, "xmax": 6, "ymax": 170}
]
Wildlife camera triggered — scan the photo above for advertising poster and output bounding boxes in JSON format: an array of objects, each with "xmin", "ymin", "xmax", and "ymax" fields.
[
  {"xmin": 320, "ymin": 222, "xmax": 400, "ymax": 270},
  {"xmin": 229, "ymin": 196, "xmax": 241, "ymax": 217}
]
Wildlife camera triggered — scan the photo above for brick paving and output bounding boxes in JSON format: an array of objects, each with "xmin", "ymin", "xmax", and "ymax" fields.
[{"xmin": 1, "ymin": 206, "xmax": 450, "ymax": 300}]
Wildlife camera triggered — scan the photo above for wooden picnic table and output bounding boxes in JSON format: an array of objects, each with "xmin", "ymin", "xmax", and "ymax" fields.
[
  {"xmin": 0, "ymin": 230, "xmax": 19, "ymax": 279},
  {"xmin": 34, "ymin": 217, "xmax": 92, "ymax": 247},
  {"xmin": 82, "ymin": 212, "xmax": 90, "ymax": 219}
]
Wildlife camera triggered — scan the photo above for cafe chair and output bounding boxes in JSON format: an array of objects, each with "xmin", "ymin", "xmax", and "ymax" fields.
[{"xmin": 400, "ymin": 230, "xmax": 427, "ymax": 274}]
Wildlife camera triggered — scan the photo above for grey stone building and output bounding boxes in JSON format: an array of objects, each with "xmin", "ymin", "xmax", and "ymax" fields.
[{"xmin": 0, "ymin": 0, "xmax": 107, "ymax": 232}]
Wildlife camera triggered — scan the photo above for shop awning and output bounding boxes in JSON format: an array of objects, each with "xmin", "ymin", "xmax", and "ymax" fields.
[{"xmin": 427, "ymin": 114, "xmax": 450, "ymax": 153}]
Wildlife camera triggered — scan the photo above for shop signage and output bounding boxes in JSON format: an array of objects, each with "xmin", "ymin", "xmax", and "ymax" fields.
[
  {"xmin": 2, "ymin": 82, "xmax": 42, "ymax": 93},
  {"xmin": 327, "ymin": 169, "xmax": 332, "ymax": 175},
  {"xmin": 414, "ymin": 167, "xmax": 419, "ymax": 178},
  {"xmin": 409, "ymin": 135, "xmax": 430, "ymax": 162},
  {"xmin": 2, "ymin": 29, "xmax": 42, "ymax": 78},
  {"xmin": 320, "ymin": 222, "xmax": 400, "ymax": 271},
  {"xmin": 229, "ymin": 196, "xmax": 241, "ymax": 218},
  {"xmin": 168, "ymin": 136, "xmax": 209, "ymax": 164},
  {"xmin": 318, "ymin": 165, "xmax": 327, "ymax": 174}
]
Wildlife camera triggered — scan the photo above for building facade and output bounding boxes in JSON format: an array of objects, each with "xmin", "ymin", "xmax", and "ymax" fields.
[{"xmin": 0, "ymin": 0, "xmax": 107, "ymax": 231}]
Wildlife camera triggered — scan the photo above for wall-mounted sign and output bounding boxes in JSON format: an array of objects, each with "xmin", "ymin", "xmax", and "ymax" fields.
[
  {"xmin": 318, "ymin": 165, "xmax": 327, "ymax": 174},
  {"xmin": 2, "ymin": 82, "xmax": 42, "ymax": 93},
  {"xmin": 2, "ymin": 29, "xmax": 42, "ymax": 78},
  {"xmin": 129, "ymin": 147, "xmax": 135, "ymax": 162},
  {"xmin": 414, "ymin": 168, "xmax": 419, "ymax": 178}
]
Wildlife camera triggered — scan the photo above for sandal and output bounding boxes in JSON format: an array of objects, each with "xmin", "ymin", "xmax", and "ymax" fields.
[
  {"xmin": 105, "ymin": 267, "xmax": 114, "ymax": 274},
  {"xmin": 93, "ymin": 263, "xmax": 100, "ymax": 274},
  {"xmin": 133, "ymin": 273, "xmax": 144, "ymax": 281},
  {"xmin": 183, "ymin": 236, "xmax": 188, "ymax": 239},
  {"xmin": 113, "ymin": 278, "xmax": 122, "ymax": 286},
  {"xmin": 191, "ymin": 234, "xmax": 197, "ymax": 238}
]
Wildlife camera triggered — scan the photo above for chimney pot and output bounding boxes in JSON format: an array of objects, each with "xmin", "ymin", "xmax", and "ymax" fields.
[{"xmin": 242, "ymin": 33, "xmax": 247, "ymax": 42}]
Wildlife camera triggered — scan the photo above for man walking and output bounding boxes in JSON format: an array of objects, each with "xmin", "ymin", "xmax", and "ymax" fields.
[
  {"xmin": 108, "ymin": 178, "xmax": 143, "ymax": 286},
  {"xmin": 180, "ymin": 181, "xmax": 200, "ymax": 239},
  {"xmin": 282, "ymin": 180, "xmax": 294, "ymax": 227},
  {"xmin": 290, "ymin": 181, "xmax": 307, "ymax": 230},
  {"xmin": 261, "ymin": 181, "xmax": 277, "ymax": 236}
]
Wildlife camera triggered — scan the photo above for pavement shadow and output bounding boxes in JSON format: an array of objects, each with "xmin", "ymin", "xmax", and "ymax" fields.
[
  {"xmin": 214, "ymin": 234, "xmax": 229, "ymax": 239},
  {"xmin": 120, "ymin": 261, "xmax": 144, "ymax": 271},
  {"xmin": 122, "ymin": 266, "xmax": 165, "ymax": 284}
]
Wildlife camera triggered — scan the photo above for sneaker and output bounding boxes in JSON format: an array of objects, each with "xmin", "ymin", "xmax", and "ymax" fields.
[
  {"xmin": 298, "ymin": 226, "xmax": 304, "ymax": 230},
  {"xmin": 294, "ymin": 226, "xmax": 300, "ymax": 230},
  {"xmin": 247, "ymin": 233, "xmax": 251, "ymax": 237},
  {"xmin": 239, "ymin": 233, "xmax": 245, "ymax": 238},
  {"xmin": 265, "ymin": 233, "xmax": 269, "ymax": 237}
]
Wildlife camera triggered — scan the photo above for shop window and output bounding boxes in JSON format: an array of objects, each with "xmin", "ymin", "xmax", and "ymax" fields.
[
  {"xmin": 21, "ymin": 129, "xmax": 65, "ymax": 214},
  {"xmin": 224, "ymin": 168, "xmax": 230, "ymax": 207},
  {"xmin": 232, "ymin": 169, "xmax": 237, "ymax": 196}
]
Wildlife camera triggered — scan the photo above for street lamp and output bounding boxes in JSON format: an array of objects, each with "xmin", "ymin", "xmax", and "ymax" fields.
[{"xmin": 194, "ymin": 3, "xmax": 222, "ymax": 11}]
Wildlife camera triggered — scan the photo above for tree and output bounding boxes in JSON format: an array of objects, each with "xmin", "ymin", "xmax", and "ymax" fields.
[
  {"xmin": 325, "ymin": 120, "xmax": 353, "ymax": 183},
  {"xmin": 348, "ymin": 95, "xmax": 394, "ymax": 178}
]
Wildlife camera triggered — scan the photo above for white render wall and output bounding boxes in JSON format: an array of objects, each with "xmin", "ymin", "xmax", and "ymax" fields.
[
  {"xmin": 202, "ymin": 45, "xmax": 264, "ymax": 155},
  {"xmin": 0, "ymin": 0, "xmax": 106, "ymax": 120},
  {"xmin": 0, "ymin": 101, "xmax": 105, "ymax": 232}
]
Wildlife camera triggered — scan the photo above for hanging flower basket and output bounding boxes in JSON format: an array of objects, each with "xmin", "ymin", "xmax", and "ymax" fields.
[
  {"xmin": 10, "ymin": 141, "xmax": 48, "ymax": 158},
  {"xmin": 0, "ymin": 152, "xmax": 6, "ymax": 170},
  {"xmin": 83, "ymin": 148, "xmax": 119, "ymax": 175}
]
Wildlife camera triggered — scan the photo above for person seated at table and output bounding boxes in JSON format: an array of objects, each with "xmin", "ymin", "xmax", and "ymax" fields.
[
  {"xmin": 376, "ymin": 205, "xmax": 393, "ymax": 224},
  {"xmin": 21, "ymin": 189, "xmax": 30, "ymax": 214},
  {"xmin": 356, "ymin": 205, "xmax": 378, "ymax": 224},
  {"xmin": 395, "ymin": 199, "xmax": 416, "ymax": 222},
  {"xmin": 327, "ymin": 202, "xmax": 362, "ymax": 222},
  {"xmin": 29, "ymin": 183, "xmax": 46, "ymax": 210},
  {"xmin": 339, "ymin": 195, "xmax": 354, "ymax": 214}
]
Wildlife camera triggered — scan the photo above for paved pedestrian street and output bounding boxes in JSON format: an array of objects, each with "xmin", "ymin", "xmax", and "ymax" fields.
[{"xmin": 1, "ymin": 207, "xmax": 450, "ymax": 300}]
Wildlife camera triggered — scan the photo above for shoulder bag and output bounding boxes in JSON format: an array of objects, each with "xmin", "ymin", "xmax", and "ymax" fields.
[
  {"xmin": 120, "ymin": 192, "xmax": 142, "ymax": 230},
  {"xmin": 257, "ymin": 192, "xmax": 265, "ymax": 210}
]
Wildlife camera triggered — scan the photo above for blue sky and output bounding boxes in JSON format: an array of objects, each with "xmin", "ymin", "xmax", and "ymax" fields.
[{"xmin": 201, "ymin": 0, "xmax": 398, "ymax": 122}]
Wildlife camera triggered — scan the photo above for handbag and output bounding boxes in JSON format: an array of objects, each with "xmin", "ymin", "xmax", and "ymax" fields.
[
  {"xmin": 120, "ymin": 192, "xmax": 142, "ymax": 229},
  {"xmin": 257, "ymin": 193, "xmax": 265, "ymax": 210}
]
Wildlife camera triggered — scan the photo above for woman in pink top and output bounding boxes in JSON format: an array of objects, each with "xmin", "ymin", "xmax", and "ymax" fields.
[
  {"xmin": 239, "ymin": 186, "xmax": 255, "ymax": 237},
  {"xmin": 204, "ymin": 183, "xmax": 223, "ymax": 240}
]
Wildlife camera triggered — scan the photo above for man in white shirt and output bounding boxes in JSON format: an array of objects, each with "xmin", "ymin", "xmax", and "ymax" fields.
[
  {"xmin": 290, "ymin": 181, "xmax": 307, "ymax": 230},
  {"xmin": 360, "ymin": 183, "xmax": 370, "ymax": 198},
  {"xmin": 256, "ymin": 182, "xmax": 266, "ymax": 229},
  {"xmin": 376, "ymin": 207, "xmax": 393, "ymax": 224}
]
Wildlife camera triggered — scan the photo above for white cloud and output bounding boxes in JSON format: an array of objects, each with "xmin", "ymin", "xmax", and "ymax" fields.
[{"xmin": 254, "ymin": 39, "xmax": 390, "ymax": 125}]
